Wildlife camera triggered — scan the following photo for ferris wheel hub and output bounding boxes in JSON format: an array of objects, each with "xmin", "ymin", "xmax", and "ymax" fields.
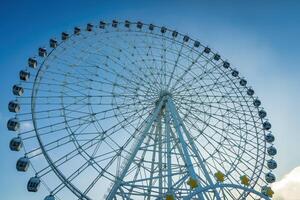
[
  {"xmin": 155, "ymin": 90, "xmax": 172, "ymax": 109},
  {"xmin": 158, "ymin": 90, "xmax": 171, "ymax": 99},
  {"xmin": 159, "ymin": 90, "xmax": 171, "ymax": 98},
  {"xmin": 8, "ymin": 20, "xmax": 276, "ymax": 200}
]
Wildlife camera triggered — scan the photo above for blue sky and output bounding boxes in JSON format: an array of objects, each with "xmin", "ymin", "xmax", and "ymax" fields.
[{"xmin": 0, "ymin": 0, "xmax": 300, "ymax": 199}]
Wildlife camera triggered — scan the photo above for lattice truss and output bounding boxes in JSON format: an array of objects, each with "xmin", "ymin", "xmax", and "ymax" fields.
[{"xmin": 7, "ymin": 20, "xmax": 277, "ymax": 200}]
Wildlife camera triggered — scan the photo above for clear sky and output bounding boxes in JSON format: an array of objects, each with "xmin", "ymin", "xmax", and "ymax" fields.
[{"xmin": 0, "ymin": 0, "xmax": 300, "ymax": 199}]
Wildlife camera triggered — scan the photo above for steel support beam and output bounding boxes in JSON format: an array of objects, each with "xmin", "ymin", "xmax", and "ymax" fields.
[{"xmin": 106, "ymin": 97, "xmax": 166, "ymax": 200}]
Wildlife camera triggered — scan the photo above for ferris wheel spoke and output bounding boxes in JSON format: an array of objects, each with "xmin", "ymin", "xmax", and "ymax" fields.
[
  {"xmin": 125, "ymin": 127, "xmax": 155, "ymax": 198},
  {"xmin": 141, "ymin": 33, "xmax": 169, "ymax": 90},
  {"xmin": 36, "ymin": 131, "xmax": 106, "ymax": 181},
  {"xmin": 41, "ymin": 63, "xmax": 136, "ymax": 95},
  {"xmin": 9, "ymin": 22, "xmax": 274, "ymax": 200},
  {"xmin": 52, "ymin": 158, "xmax": 92, "ymax": 195},
  {"xmin": 19, "ymin": 79, "xmax": 90, "ymax": 90},
  {"xmin": 80, "ymin": 149, "xmax": 128, "ymax": 197},
  {"xmin": 178, "ymin": 108, "xmax": 260, "ymax": 151},
  {"xmin": 106, "ymin": 96, "xmax": 166, "ymax": 200},
  {"xmin": 167, "ymin": 98, "xmax": 222, "ymax": 200},
  {"xmin": 124, "ymin": 32, "xmax": 166, "ymax": 90},
  {"xmin": 87, "ymin": 104, "xmax": 154, "ymax": 162},
  {"xmin": 25, "ymin": 134, "xmax": 71, "ymax": 159},
  {"xmin": 182, "ymin": 105, "xmax": 258, "ymax": 138},
  {"xmin": 176, "ymin": 96, "xmax": 258, "ymax": 120},
  {"xmin": 168, "ymin": 50, "xmax": 205, "ymax": 92},
  {"xmin": 178, "ymin": 111, "xmax": 262, "ymax": 182},
  {"xmin": 40, "ymin": 67, "xmax": 93, "ymax": 86},
  {"xmin": 166, "ymin": 38, "xmax": 185, "ymax": 91},
  {"xmin": 82, "ymin": 118, "xmax": 156, "ymax": 191},
  {"xmin": 18, "ymin": 98, "xmax": 140, "ymax": 126},
  {"xmin": 22, "ymin": 104, "xmax": 112, "ymax": 139},
  {"xmin": 122, "ymin": 33, "xmax": 197, "ymax": 90},
  {"xmin": 53, "ymin": 144, "xmax": 123, "ymax": 199},
  {"xmin": 179, "ymin": 127, "xmax": 260, "ymax": 174},
  {"xmin": 113, "ymin": 32, "xmax": 163, "ymax": 92},
  {"xmin": 167, "ymin": 104, "xmax": 207, "ymax": 199},
  {"xmin": 173, "ymin": 71, "xmax": 260, "ymax": 135},
  {"xmin": 172, "ymin": 74, "xmax": 233, "ymax": 97},
  {"xmin": 176, "ymin": 65, "xmax": 227, "ymax": 95},
  {"xmin": 94, "ymin": 59, "xmax": 156, "ymax": 95},
  {"xmin": 22, "ymin": 119, "xmax": 87, "ymax": 140},
  {"xmin": 170, "ymin": 57, "xmax": 215, "ymax": 93},
  {"xmin": 171, "ymin": 63, "xmax": 222, "ymax": 95},
  {"xmin": 146, "ymin": 124, "xmax": 159, "ymax": 200},
  {"xmin": 199, "ymin": 107, "xmax": 259, "ymax": 143},
  {"xmin": 106, "ymin": 50, "xmax": 160, "ymax": 95},
  {"xmin": 159, "ymin": 31, "xmax": 168, "ymax": 89},
  {"xmin": 75, "ymin": 39, "xmax": 160, "ymax": 95}
]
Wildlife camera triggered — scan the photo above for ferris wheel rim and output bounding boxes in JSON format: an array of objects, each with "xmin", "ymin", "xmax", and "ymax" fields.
[{"xmin": 8, "ymin": 20, "xmax": 276, "ymax": 200}]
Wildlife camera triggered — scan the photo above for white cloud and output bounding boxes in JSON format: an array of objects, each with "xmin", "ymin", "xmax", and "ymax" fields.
[
  {"xmin": 20, "ymin": 121, "xmax": 34, "ymax": 132},
  {"xmin": 272, "ymin": 166, "xmax": 300, "ymax": 200}
]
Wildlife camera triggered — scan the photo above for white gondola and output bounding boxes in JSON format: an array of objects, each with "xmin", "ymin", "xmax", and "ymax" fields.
[
  {"xmin": 149, "ymin": 24, "xmax": 154, "ymax": 31},
  {"xmin": 267, "ymin": 159, "xmax": 277, "ymax": 169},
  {"xmin": 28, "ymin": 57, "xmax": 37, "ymax": 68},
  {"xmin": 267, "ymin": 146, "xmax": 277, "ymax": 156},
  {"xmin": 125, "ymin": 20, "xmax": 130, "ymax": 28},
  {"xmin": 263, "ymin": 121, "xmax": 272, "ymax": 130},
  {"xmin": 213, "ymin": 54, "xmax": 221, "ymax": 61},
  {"xmin": 7, "ymin": 118, "xmax": 20, "ymax": 131},
  {"xmin": 9, "ymin": 137, "xmax": 23, "ymax": 151},
  {"xmin": 19, "ymin": 70, "xmax": 30, "ymax": 81},
  {"xmin": 239, "ymin": 78, "xmax": 247, "ymax": 86},
  {"xmin": 183, "ymin": 35, "xmax": 189, "ymax": 42},
  {"xmin": 231, "ymin": 69, "xmax": 239, "ymax": 77},
  {"xmin": 222, "ymin": 61, "xmax": 229, "ymax": 68},
  {"xmin": 258, "ymin": 110, "xmax": 267, "ymax": 118},
  {"xmin": 137, "ymin": 21, "xmax": 143, "ymax": 29},
  {"xmin": 247, "ymin": 88, "xmax": 254, "ymax": 96},
  {"xmin": 112, "ymin": 20, "xmax": 118, "ymax": 28},
  {"xmin": 44, "ymin": 195, "xmax": 55, "ymax": 200},
  {"xmin": 27, "ymin": 177, "xmax": 41, "ymax": 192},
  {"xmin": 99, "ymin": 21, "xmax": 106, "ymax": 29},
  {"xmin": 61, "ymin": 32, "xmax": 69, "ymax": 41},
  {"xmin": 253, "ymin": 99, "xmax": 261, "ymax": 107},
  {"xmin": 49, "ymin": 38, "xmax": 58, "ymax": 48},
  {"xmin": 13, "ymin": 85, "xmax": 24, "ymax": 96},
  {"xmin": 16, "ymin": 157, "xmax": 30, "ymax": 172},
  {"xmin": 74, "ymin": 27, "xmax": 81, "ymax": 35},
  {"xmin": 172, "ymin": 30, "xmax": 178, "ymax": 37},
  {"xmin": 194, "ymin": 41, "xmax": 200, "ymax": 48},
  {"xmin": 8, "ymin": 100, "xmax": 20, "ymax": 113},
  {"xmin": 265, "ymin": 133, "xmax": 275, "ymax": 143},
  {"xmin": 2, "ymin": 20, "xmax": 279, "ymax": 200},
  {"xmin": 265, "ymin": 172, "xmax": 276, "ymax": 183},
  {"xmin": 38, "ymin": 47, "xmax": 47, "ymax": 57},
  {"xmin": 87, "ymin": 23, "xmax": 93, "ymax": 31}
]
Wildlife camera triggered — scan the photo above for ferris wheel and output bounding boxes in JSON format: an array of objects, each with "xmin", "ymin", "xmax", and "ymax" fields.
[{"xmin": 7, "ymin": 20, "xmax": 277, "ymax": 200}]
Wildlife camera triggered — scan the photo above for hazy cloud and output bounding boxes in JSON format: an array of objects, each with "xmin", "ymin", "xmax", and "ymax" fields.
[
  {"xmin": 273, "ymin": 166, "xmax": 300, "ymax": 200},
  {"xmin": 20, "ymin": 121, "xmax": 34, "ymax": 132}
]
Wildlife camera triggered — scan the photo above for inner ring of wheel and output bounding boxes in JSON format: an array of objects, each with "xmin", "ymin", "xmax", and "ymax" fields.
[{"xmin": 31, "ymin": 22, "xmax": 266, "ymax": 199}]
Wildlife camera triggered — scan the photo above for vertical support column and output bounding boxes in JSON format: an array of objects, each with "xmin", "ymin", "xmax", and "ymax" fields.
[
  {"xmin": 165, "ymin": 107, "xmax": 172, "ymax": 193},
  {"xmin": 158, "ymin": 114, "xmax": 163, "ymax": 199},
  {"xmin": 147, "ymin": 129, "xmax": 159, "ymax": 200},
  {"xmin": 166, "ymin": 99, "xmax": 205, "ymax": 200},
  {"xmin": 167, "ymin": 98, "xmax": 221, "ymax": 200},
  {"xmin": 106, "ymin": 97, "xmax": 166, "ymax": 200}
]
